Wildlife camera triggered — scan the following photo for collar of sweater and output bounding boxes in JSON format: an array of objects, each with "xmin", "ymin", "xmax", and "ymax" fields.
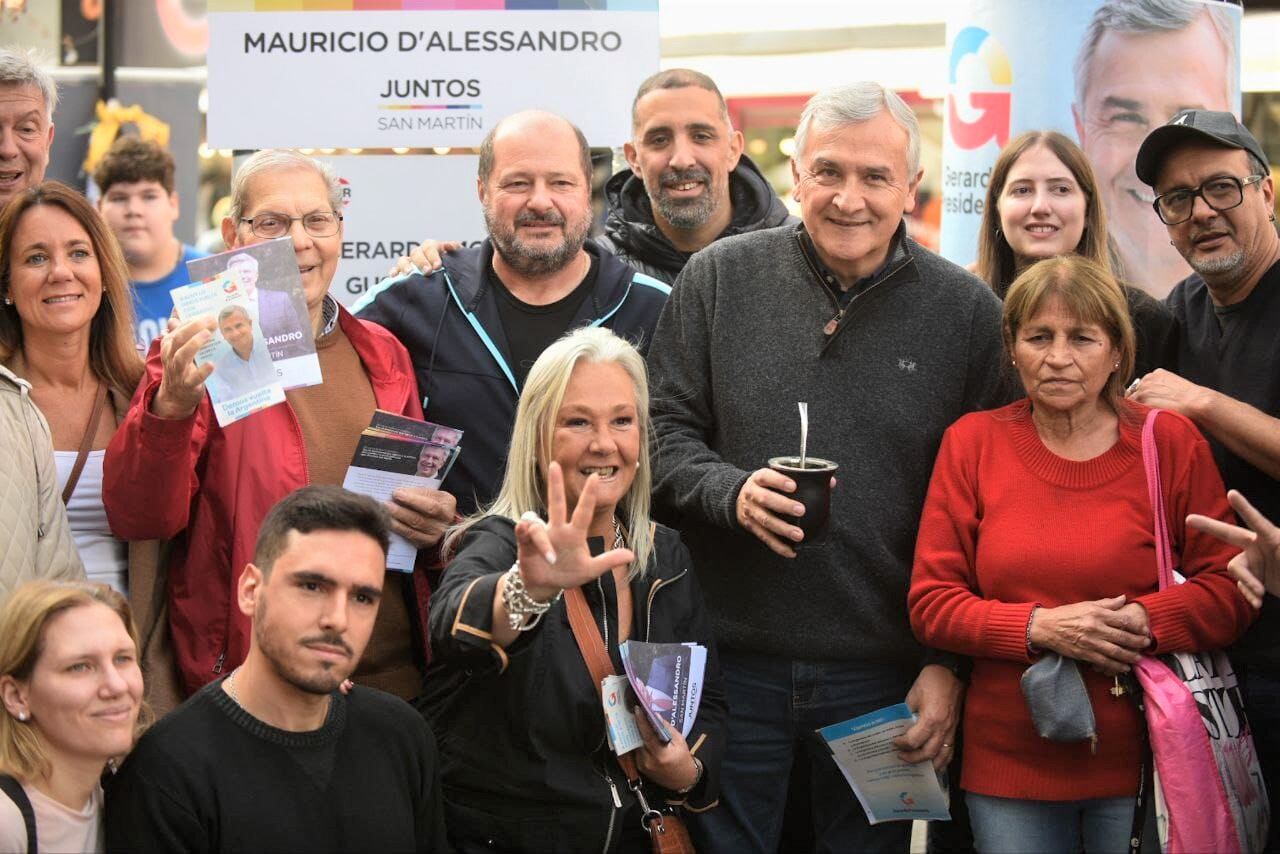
[
  {"xmin": 208, "ymin": 678, "xmax": 347, "ymax": 748},
  {"xmin": 1008, "ymin": 399, "xmax": 1141, "ymax": 488}
]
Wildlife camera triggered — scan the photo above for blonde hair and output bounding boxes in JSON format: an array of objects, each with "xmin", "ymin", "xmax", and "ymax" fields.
[
  {"xmin": 1003, "ymin": 255, "xmax": 1136, "ymax": 414},
  {"xmin": 446, "ymin": 326, "xmax": 655, "ymax": 577},
  {"xmin": 0, "ymin": 581, "xmax": 151, "ymax": 782}
]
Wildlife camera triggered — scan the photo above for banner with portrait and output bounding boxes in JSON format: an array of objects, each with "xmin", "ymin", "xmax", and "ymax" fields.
[{"xmin": 940, "ymin": 0, "xmax": 1242, "ymax": 298}]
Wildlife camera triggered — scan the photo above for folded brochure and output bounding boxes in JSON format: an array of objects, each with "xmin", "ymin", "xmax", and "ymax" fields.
[
  {"xmin": 619, "ymin": 640, "xmax": 706, "ymax": 745},
  {"xmin": 817, "ymin": 703, "xmax": 950, "ymax": 824},
  {"xmin": 341, "ymin": 411, "xmax": 463, "ymax": 572}
]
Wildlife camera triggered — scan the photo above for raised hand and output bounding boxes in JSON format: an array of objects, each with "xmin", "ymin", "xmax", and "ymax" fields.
[
  {"xmin": 386, "ymin": 239, "xmax": 462, "ymax": 277},
  {"xmin": 1189, "ymin": 490, "xmax": 1280, "ymax": 609},
  {"xmin": 514, "ymin": 462, "xmax": 634, "ymax": 602},
  {"xmin": 151, "ymin": 316, "xmax": 216, "ymax": 420}
]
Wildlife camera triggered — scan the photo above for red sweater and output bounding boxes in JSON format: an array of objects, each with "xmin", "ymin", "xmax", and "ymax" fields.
[{"xmin": 909, "ymin": 400, "xmax": 1253, "ymax": 801}]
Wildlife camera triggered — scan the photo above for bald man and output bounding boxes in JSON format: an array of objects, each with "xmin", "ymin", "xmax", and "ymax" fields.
[{"xmin": 354, "ymin": 110, "xmax": 669, "ymax": 514}]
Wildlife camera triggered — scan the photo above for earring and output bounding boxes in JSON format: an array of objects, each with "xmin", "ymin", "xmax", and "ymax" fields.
[
  {"xmin": 2, "ymin": 296, "xmax": 11, "ymax": 306},
  {"xmin": 16, "ymin": 711, "xmax": 27, "ymax": 722},
  {"xmin": 1113, "ymin": 363, "xmax": 1120, "ymax": 370}
]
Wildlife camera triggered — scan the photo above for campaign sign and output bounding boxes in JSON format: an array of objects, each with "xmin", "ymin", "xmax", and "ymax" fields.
[
  {"xmin": 313, "ymin": 154, "xmax": 487, "ymax": 308},
  {"xmin": 207, "ymin": 2, "xmax": 659, "ymax": 149},
  {"xmin": 940, "ymin": 0, "xmax": 1240, "ymax": 298}
]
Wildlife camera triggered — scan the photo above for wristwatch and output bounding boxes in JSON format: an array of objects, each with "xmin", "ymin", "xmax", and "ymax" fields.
[{"xmin": 675, "ymin": 756, "xmax": 704, "ymax": 795}]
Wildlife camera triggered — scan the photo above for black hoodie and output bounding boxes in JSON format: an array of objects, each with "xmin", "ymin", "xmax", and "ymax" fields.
[{"xmin": 595, "ymin": 153, "xmax": 795, "ymax": 285}]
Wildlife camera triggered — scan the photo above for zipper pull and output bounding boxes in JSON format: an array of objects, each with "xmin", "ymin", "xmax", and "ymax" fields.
[
  {"xmin": 824, "ymin": 310, "xmax": 844, "ymax": 336},
  {"xmin": 212, "ymin": 652, "xmax": 226, "ymax": 674},
  {"xmin": 606, "ymin": 775, "xmax": 622, "ymax": 808}
]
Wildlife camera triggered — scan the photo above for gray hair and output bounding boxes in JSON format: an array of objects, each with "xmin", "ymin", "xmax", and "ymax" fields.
[
  {"xmin": 217, "ymin": 304, "xmax": 251, "ymax": 325},
  {"xmin": 1074, "ymin": 0, "xmax": 1239, "ymax": 112},
  {"xmin": 793, "ymin": 82, "xmax": 921, "ymax": 178},
  {"xmin": 228, "ymin": 149, "xmax": 343, "ymax": 225},
  {"xmin": 227, "ymin": 253, "xmax": 258, "ymax": 270},
  {"xmin": 0, "ymin": 47, "xmax": 57, "ymax": 122}
]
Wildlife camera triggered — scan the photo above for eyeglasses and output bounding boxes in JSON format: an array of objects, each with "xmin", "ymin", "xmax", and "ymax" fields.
[
  {"xmin": 238, "ymin": 210, "xmax": 342, "ymax": 239},
  {"xmin": 1152, "ymin": 174, "xmax": 1264, "ymax": 226}
]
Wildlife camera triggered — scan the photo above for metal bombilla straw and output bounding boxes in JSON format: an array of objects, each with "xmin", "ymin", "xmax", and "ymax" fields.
[{"xmin": 798, "ymin": 402, "xmax": 809, "ymax": 469}]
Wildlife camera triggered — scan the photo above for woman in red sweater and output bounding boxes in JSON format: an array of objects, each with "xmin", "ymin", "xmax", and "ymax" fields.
[{"xmin": 909, "ymin": 254, "xmax": 1253, "ymax": 853}]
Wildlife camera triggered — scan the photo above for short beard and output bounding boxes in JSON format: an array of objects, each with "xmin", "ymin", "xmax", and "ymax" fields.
[
  {"xmin": 254, "ymin": 593, "xmax": 351, "ymax": 696},
  {"xmin": 1190, "ymin": 246, "xmax": 1247, "ymax": 280},
  {"xmin": 485, "ymin": 207, "xmax": 590, "ymax": 277},
  {"xmin": 649, "ymin": 167, "xmax": 719, "ymax": 231}
]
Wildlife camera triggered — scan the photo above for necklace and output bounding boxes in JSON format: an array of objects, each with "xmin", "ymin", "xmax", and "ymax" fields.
[
  {"xmin": 223, "ymin": 667, "xmax": 242, "ymax": 706},
  {"xmin": 611, "ymin": 516, "xmax": 625, "ymax": 550}
]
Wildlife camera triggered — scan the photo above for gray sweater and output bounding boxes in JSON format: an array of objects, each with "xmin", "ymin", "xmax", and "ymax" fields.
[{"xmin": 648, "ymin": 223, "xmax": 1011, "ymax": 665}]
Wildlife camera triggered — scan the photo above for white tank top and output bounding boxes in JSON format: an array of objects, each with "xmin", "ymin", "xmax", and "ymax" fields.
[{"xmin": 54, "ymin": 450, "xmax": 127, "ymax": 595}]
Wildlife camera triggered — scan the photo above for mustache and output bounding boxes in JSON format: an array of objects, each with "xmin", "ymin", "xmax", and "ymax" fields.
[
  {"xmin": 659, "ymin": 167, "xmax": 711, "ymax": 188},
  {"xmin": 300, "ymin": 633, "xmax": 353, "ymax": 657},
  {"xmin": 514, "ymin": 210, "xmax": 566, "ymax": 227}
]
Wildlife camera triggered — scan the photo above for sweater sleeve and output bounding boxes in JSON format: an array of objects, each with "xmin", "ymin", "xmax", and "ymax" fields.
[
  {"xmin": 1133, "ymin": 413, "xmax": 1256, "ymax": 652},
  {"xmin": 908, "ymin": 423, "xmax": 1038, "ymax": 663},
  {"xmin": 428, "ymin": 520, "xmax": 519, "ymax": 671},
  {"xmin": 105, "ymin": 761, "xmax": 208, "ymax": 854},
  {"xmin": 647, "ymin": 252, "xmax": 751, "ymax": 530},
  {"xmin": 103, "ymin": 345, "xmax": 212, "ymax": 541}
]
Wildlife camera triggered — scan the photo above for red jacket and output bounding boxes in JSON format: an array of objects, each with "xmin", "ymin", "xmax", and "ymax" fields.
[{"xmin": 104, "ymin": 307, "xmax": 431, "ymax": 696}]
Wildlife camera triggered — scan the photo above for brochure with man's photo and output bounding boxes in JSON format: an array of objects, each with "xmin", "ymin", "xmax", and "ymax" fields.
[
  {"xmin": 342, "ymin": 414, "xmax": 463, "ymax": 572},
  {"xmin": 170, "ymin": 272, "xmax": 286, "ymax": 427},
  {"xmin": 366, "ymin": 410, "xmax": 465, "ymax": 449},
  {"xmin": 186, "ymin": 237, "xmax": 320, "ymax": 390},
  {"xmin": 618, "ymin": 640, "xmax": 707, "ymax": 744}
]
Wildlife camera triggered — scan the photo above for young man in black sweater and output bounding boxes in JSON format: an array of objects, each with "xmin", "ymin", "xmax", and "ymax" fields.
[{"xmin": 105, "ymin": 487, "xmax": 448, "ymax": 853}]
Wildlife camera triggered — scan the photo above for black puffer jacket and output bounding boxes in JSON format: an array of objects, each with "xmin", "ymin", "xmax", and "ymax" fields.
[
  {"xmin": 595, "ymin": 154, "xmax": 795, "ymax": 285},
  {"xmin": 422, "ymin": 517, "xmax": 724, "ymax": 853}
]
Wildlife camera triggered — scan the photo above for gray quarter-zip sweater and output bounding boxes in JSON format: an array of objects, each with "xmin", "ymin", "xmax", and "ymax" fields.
[{"xmin": 648, "ymin": 222, "xmax": 1013, "ymax": 665}]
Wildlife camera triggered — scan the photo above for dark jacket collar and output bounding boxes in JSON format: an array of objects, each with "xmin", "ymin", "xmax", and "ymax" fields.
[{"xmin": 602, "ymin": 154, "xmax": 794, "ymax": 275}]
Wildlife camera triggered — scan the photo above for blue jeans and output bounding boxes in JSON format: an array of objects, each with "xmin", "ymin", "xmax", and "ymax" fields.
[
  {"xmin": 688, "ymin": 650, "xmax": 915, "ymax": 854},
  {"xmin": 1235, "ymin": 663, "xmax": 1280, "ymax": 853},
  {"xmin": 967, "ymin": 793, "xmax": 1149, "ymax": 854}
]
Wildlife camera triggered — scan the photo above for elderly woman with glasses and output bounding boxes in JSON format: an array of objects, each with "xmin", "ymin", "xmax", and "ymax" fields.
[{"xmin": 103, "ymin": 150, "xmax": 450, "ymax": 705}]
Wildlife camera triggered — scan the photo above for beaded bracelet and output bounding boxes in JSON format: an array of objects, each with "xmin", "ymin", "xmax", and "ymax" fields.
[
  {"xmin": 501, "ymin": 562, "xmax": 562, "ymax": 631},
  {"xmin": 1026, "ymin": 605, "xmax": 1041, "ymax": 654}
]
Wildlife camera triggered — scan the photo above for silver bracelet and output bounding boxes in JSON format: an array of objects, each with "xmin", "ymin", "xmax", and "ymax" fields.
[
  {"xmin": 676, "ymin": 756, "xmax": 704, "ymax": 795},
  {"xmin": 501, "ymin": 562, "xmax": 562, "ymax": 631}
]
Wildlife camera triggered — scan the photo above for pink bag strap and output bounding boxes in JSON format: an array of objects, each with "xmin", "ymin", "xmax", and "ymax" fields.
[{"xmin": 1140, "ymin": 408, "xmax": 1176, "ymax": 591}]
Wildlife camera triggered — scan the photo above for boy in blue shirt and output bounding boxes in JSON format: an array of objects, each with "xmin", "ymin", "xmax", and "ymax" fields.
[{"xmin": 94, "ymin": 137, "xmax": 206, "ymax": 350}]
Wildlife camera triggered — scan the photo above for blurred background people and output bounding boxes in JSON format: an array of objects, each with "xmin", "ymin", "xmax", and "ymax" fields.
[
  {"xmin": 977, "ymin": 130, "xmax": 1176, "ymax": 379},
  {"xmin": 93, "ymin": 137, "xmax": 206, "ymax": 351},
  {"xmin": 0, "ymin": 581, "xmax": 147, "ymax": 854},
  {"xmin": 910, "ymin": 254, "xmax": 1252, "ymax": 852},
  {"xmin": 103, "ymin": 150, "xmax": 447, "ymax": 705},
  {"xmin": 425, "ymin": 327, "xmax": 723, "ymax": 852}
]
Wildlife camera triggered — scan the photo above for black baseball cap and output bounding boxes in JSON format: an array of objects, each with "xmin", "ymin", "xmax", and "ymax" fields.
[{"xmin": 1135, "ymin": 109, "xmax": 1269, "ymax": 187}]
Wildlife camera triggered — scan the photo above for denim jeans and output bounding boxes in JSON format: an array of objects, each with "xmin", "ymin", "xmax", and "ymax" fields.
[
  {"xmin": 967, "ymin": 792, "xmax": 1147, "ymax": 854},
  {"xmin": 1235, "ymin": 663, "xmax": 1280, "ymax": 853},
  {"xmin": 687, "ymin": 649, "xmax": 915, "ymax": 854}
]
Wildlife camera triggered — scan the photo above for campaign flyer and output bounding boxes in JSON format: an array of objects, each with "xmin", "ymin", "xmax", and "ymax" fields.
[
  {"xmin": 187, "ymin": 236, "xmax": 320, "ymax": 390},
  {"xmin": 342, "ymin": 414, "xmax": 463, "ymax": 572},
  {"xmin": 619, "ymin": 640, "xmax": 707, "ymax": 744},
  {"xmin": 170, "ymin": 272, "xmax": 285, "ymax": 427},
  {"xmin": 817, "ymin": 703, "xmax": 950, "ymax": 825}
]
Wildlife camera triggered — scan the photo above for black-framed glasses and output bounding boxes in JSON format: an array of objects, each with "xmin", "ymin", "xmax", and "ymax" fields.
[
  {"xmin": 239, "ymin": 210, "xmax": 342, "ymax": 239},
  {"xmin": 1152, "ymin": 174, "xmax": 1264, "ymax": 225}
]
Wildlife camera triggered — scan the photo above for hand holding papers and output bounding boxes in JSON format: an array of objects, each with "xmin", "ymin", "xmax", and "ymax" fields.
[
  {"xmin": 342, "ymin": 411, "xmax": 463, "ymax": 572},
  {"xmin": 618, "ymin": 640, "xmax": 707, "ymax": 746},
  {"xmin": 818, "ymin": 704, "xmax": 950, "ymax": 825}
]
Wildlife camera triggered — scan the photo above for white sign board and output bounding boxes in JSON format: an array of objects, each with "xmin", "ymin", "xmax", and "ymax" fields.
[
  {"xmin": 208, "ymin": 8, "xmax": 659, "ymax": 149},
  {"xmin": 317, "ymin": 154, "xmax": 487, "ymax": 308}
]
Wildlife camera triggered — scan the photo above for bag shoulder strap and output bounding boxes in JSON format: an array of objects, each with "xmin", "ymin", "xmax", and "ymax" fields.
[
  {"xmin": 61, "ymin": 382, "xmax": 108, "ymax": 506},
  {"xmin": 563, "ymin": 587, "xmax": 642, "ymax": 782},
  {"xmin": 1140, "ymin": 408, "xmax": 1176, "ymax": 591},
  {"xmin": 0, "ymin": 773, "xmax": 37, "ymax": 854}
]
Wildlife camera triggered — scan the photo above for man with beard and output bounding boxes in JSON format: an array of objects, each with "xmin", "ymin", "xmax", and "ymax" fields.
[
  {"xmin": 394, "ymin": 69, "xmax": 792, "ymax": 286},
  {"xmin": 105, "ymin": 487, "xmax": 448, "ymax": 852},
  {"xmin": 355, "ymin": 110, "xmax": 669, "ymax": 515},
  {"xmin": 1131, "ymin": 110, "xmax": 1280, "ymax": 847}
]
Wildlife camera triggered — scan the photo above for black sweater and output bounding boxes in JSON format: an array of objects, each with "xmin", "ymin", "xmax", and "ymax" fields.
[{"xmin": 105, "ymin": 682, "xmax": 448, "ymax": 853}]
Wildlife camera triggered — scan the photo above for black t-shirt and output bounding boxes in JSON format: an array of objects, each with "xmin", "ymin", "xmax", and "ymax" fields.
[
  {"xmin": 1167, "ymin": 259, "xmax": 1280, "ymax": 666},
  {"xmin": 488, "ymin": 253, "xmax": 598, "ymax": 386}
]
